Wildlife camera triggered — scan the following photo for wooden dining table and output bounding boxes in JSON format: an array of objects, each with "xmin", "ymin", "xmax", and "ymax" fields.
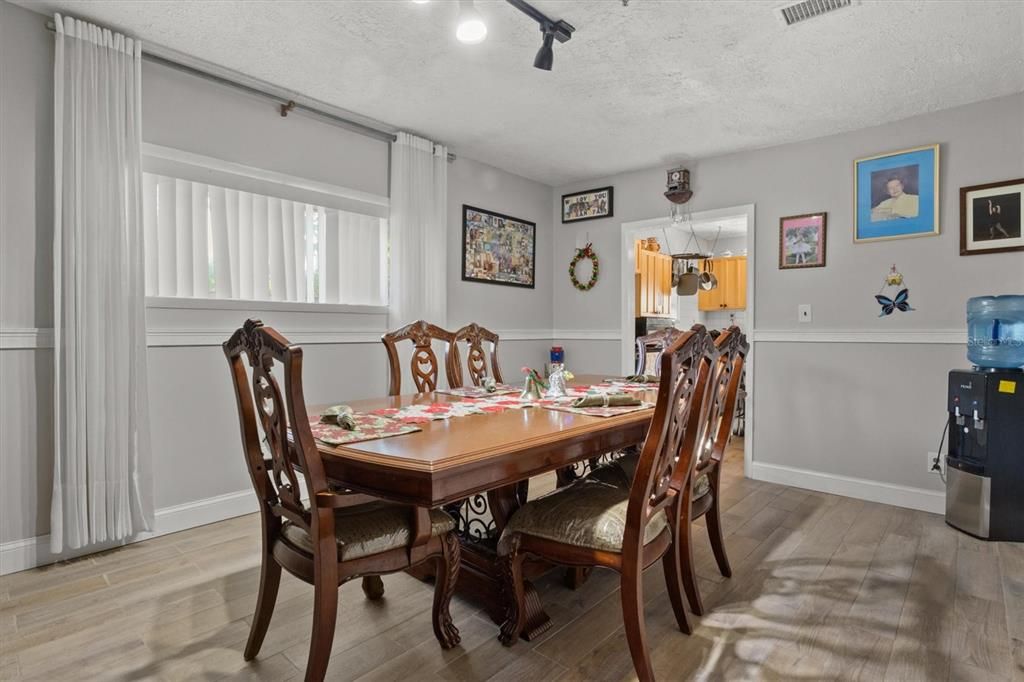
[{"xmin": 311, "ymin": 375, "xmax": 658, "ymax": 640}]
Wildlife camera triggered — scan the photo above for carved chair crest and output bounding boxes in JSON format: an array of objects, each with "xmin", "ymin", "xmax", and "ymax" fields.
[
  {"xmin": 381, "ymin": 320, "xmax": 459, "ymax": 396},
  {"xmin": 453, "ymin": 323, "xmax": 503, "ymax": 387}
]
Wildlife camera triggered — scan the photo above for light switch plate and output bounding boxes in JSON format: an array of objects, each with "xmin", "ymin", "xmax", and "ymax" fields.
[{"xmin": 798, "ymin": 304, "xmax": 812, "ymax": 323}]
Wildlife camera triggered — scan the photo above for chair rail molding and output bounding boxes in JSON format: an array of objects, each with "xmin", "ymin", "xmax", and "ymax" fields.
[
  {"xmin": 752, "ymin": 328, "xmax": 966, "ymax": 344},
  {"xmin": 0, "ymin": 328, "xmax": 54, "ymax": 350}
]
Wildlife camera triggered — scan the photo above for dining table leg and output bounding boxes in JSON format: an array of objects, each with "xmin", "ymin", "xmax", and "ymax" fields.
[{"xmin": 486, "ymin": 483, "xmax": 554, "ymax": 641}]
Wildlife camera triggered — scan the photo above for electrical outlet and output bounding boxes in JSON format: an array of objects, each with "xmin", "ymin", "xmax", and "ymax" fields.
[
  {"xmin": 927, "ymin": 451, "xmax": 945, "ymax": 475},
  {"xmin": 798, "ymin": 304, "xmax": 812, "ymax": 323}
]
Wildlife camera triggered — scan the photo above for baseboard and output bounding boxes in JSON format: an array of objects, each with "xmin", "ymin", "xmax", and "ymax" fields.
[
  {"xmin": 0, "ymin": 488, "xmax": 258, "ymax": 576},
  {"xmin": 749, "ymin": 461, "xmax": 945, "ymax": 514}
]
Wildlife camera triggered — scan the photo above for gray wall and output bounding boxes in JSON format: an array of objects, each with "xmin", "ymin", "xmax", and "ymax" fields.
[
  {"xmin": 0, "ymin": 0, "xmax": 551, "ymax": 549},
  {"xmin": 552, "ymin": 92, "xmax": 1024, "ymax": 497}
]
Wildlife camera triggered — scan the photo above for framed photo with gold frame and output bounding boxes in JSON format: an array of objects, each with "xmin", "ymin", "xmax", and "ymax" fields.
[
  {"xmin": 853, "ymin": 144, "xmax": 939, "ymax": 242},
  {"xmin": 959, "ymin": 178, "xmax": 1024, "ymax": 255}
]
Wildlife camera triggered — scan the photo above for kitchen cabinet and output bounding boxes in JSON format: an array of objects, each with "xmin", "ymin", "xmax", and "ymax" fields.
[
  {"xmin": 698, "ymin": 256, "xmax": 747, "ymax": 311},
  {"xmin": 635, "ymin": 241, "xmax": 673, "ymax": 318}
]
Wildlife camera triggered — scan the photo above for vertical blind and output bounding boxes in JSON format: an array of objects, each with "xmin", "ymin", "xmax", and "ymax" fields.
[{"xmin": 142, "ymin": 173, "xmax": 387, "ymax": 305}]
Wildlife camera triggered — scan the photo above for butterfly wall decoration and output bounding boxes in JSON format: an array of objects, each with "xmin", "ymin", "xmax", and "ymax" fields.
[{"xmin": 875, "ymin": 265, "xmax": 915, "ymax": 317}]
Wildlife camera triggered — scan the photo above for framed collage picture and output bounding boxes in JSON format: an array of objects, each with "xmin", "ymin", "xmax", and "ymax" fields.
[
  {"xmin": 853, "ymin": 144, "xmax": 939, "ymax": 242},
  {"xmin": 561, "ymin": 186, "xmax": 613, "ymax": 223},
  {"xmin": 959, "ymin": 178, "xmax": 1024, "ymax": 255},
  {"xmin": 779, "ymin": 213, "xmax": 827, "ymax": 269},
  {"xmin": 461, "ymin": 205, "xmax": 536, "ymax": 288}
]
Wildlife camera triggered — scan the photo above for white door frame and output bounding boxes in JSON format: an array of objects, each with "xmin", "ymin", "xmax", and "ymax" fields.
[{"xmin": 620, "ymin": 203, "xmax": 756, "ymax": 475}]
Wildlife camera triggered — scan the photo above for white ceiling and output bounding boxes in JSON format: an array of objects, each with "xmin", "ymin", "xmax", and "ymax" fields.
[{"xmin": 18, "ymin": 0, "xmax": 1024, "ymax": 186}]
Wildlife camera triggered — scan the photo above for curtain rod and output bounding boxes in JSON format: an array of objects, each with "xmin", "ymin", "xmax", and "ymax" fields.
[{"xmin": 44, "ymin": 19, "xmax": 457, "ymax": 162}]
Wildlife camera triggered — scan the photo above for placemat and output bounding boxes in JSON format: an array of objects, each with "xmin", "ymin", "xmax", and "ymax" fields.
[
  {"xmin": 540, "ymin": 400, "xmax": 655, "ymax": 418},
  {"xmin": 434, "ymin": 384, "xmax": 521, "ymax": 398},
  {"xmin": 309, "ymin": 413, "xmax": 422, "ymax": 445}
]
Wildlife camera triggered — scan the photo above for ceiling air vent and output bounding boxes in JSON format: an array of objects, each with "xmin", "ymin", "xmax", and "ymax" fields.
[{"xmin": 774, "ymin": 0, "xmax": 856, "ymax": 26}]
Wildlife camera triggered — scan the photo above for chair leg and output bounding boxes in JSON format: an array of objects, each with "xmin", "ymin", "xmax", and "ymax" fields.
[
  {"xmin": 432, "ymin": 533, "xmax": 462, "ymax": 649},
  {"xmin": 497, "ymin": 535, "xmax": 527, "ymax": 646},
  {"xmin": 361, "ymin": 575, "xmax": 385, "ymax": 601},
  {"xmin": 243, "ymin": 552, "xmax": 282, "ymax": 660},
  {"xmin": 620, "ymin": 564, "xmax": 655, "ymax": 682},
  {"xmin": 705, "ymin": 491, "xmax": 732, "ymax": 579},
  {"xmin": 305, "ymin": 557, "xmax": 339, "ymax": 682},
  {"xmin": 660, "ymin": 545, "xmax": 692, "ymax": 635},
  {"xmin": 678, "ymin": 509, "xmax": 705, "ymax": 617}
]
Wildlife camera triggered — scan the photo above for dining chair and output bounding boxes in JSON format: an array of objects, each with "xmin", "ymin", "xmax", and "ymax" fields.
[
  {"xmin": 635, "ymin": 326, "xmax": 683, "ymax": 376},
  {"xmin": 451, "ymin": 322, "xmax": 503, "ymax": 387},
  {"xmin": 381, "ymin": 320, "xmax": 460, "ymax": 396},
  {"xmin": 496, "ymin": 326, "xmax": 714, "ymax": 681},
  {"xmin": 224, "ymin": 319, "xmax": 461, "ymax": 682},
  {"xmin": 589, "ymin": 326, "xmax": 748, "ymax": 617}
]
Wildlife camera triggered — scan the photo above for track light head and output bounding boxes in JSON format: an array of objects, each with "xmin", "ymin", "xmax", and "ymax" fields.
[{"xmin": 533, "ymin": 28, "xmax": 555, "ymax": 70}]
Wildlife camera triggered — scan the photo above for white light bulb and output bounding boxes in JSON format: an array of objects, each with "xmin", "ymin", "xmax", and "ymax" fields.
[
  {"xmin": 456, "ymin": 1, "xmax": 487, "ymax": 44},
  {"xmin": 411, "ymin": 0, "xmax": 429, "ymax": 4}
]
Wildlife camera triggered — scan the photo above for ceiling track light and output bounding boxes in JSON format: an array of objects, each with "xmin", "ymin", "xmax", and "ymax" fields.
[{"xmin": 505, "ymin": 0, "xmax": 575, "ymax": 71}]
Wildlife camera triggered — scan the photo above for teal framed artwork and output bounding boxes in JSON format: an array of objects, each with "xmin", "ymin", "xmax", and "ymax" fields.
[{"xmin": 853, "ymin": 144, "xmax": 939, "ymax": 242}]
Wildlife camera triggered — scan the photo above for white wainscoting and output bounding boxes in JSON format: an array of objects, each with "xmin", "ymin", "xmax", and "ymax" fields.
[
  {"xmin": 750, "ymin": 462, "xmax": 945, "ymax": 514},
  {"xmin": 1, "ymin": 488, "xmax": 259, "ymax": 575}
]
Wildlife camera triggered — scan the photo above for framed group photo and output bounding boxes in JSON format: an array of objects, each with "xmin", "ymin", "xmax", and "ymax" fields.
[
  {"xmin": 561, "ymin": 186, "xmax": 613, "ymax": 223},
  {"xmin": 960, "ymin": 178, "xmax": 1024, "ymax": 255},
  {"xmin": 461, "ymin": 205, "xmax": 536, "ymax": 288},
  {"xmin": 779, "ymin": 212, "xmax": 827, "ymax": 269},
  {"xmin": 854, "ymin": 144, "xmax": 939, "ymax": 242}
]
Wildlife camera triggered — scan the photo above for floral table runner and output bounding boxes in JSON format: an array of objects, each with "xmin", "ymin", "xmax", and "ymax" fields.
[{"xmin": 308, "ymin": 413, "xmax": 422, "ymax": 446}]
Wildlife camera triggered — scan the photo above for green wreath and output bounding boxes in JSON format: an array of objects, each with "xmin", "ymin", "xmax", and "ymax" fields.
[{"xmin": 569, "ymin": 243, "xmax": 599, "ymax": 291}]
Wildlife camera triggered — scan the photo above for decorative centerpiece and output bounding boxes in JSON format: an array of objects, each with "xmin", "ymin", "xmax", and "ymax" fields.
[{"xmin": 520, "ymin": 367, "xmax": 546, "ymax": 400}]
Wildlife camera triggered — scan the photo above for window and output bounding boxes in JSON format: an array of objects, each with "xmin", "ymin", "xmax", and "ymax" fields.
[{"xmin": 141, "ymin": 154, "xmax": 388, "ymax": 307}]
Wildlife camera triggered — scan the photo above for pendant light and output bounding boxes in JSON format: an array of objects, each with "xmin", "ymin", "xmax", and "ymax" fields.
[{"xmin": 456, "ymin": 0, "xmax": 487, "ymax": 44}]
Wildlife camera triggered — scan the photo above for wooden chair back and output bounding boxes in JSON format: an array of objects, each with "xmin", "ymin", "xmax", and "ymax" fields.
[
  {"xmin": 452, "ymin": 323, "xmax": 503, "ymax": 387},
  {"xmin": 699, "ymin": 326, "xmax": 749, "ymax": 466},
  {"xmin": 635, "ymin": 327, "xmax": 683, "ymax": 376},
  {"xmin": 624, "ymin": 325, "xmax": 714, "ymax": 550},
  {"xmin": 381, "ymin": 320, "xmax": 459, "ymax": 396},
  {"xmin": 223, "ymin": 319, "xmax": 325, "ymax": 537}
]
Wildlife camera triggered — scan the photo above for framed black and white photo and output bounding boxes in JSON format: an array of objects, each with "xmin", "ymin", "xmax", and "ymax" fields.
[
  {"xmin": 960, "ymin": 178, "xmax": 1024, "ymax": 255},
  {"xmin": 561, "ymin": 186, "xmax": 613, "ymax": 223},
  {"xmin": 462, "ymin": 205, "xmax": 536, "ymax": 288}
]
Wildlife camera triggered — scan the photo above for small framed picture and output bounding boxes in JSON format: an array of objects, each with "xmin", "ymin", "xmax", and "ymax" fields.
[
  {"xmin": 561, "ymin": 186, "xmax": 613, "ymax": 223},
  {"xmin": 462, "ymin": 205, "xmax": 536, "ymax": 288},
  {"xmin": 779, "ymin": 213, "xmax": 827, "ymax": 269},
  {"xmin": 960, "ymin": 178, "xmax": 1024, "ymax": 255},
  {"xmin": 854, "ymin": 144, "xmax": 939, "ymax": 242}
]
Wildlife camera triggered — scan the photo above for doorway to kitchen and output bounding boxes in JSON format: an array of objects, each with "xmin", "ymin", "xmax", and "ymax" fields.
[{"xmin": 619, "ymin": 203, "xmax": 755, "ymax": 473}]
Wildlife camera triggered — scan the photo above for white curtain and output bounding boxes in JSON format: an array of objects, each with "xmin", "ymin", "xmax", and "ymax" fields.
[
  {"xmin": 388, "ymin": 132, "xmax": 447, "ymax": 329},
  {"xmin": 52, "ymin": 14, "xmax": 153, "ymax": 551}
]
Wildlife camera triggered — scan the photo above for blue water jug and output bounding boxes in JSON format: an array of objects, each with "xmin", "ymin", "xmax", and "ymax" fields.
[{"xmin": 967, "ymin": 295, "xmax": 1024, "ymax": 369}]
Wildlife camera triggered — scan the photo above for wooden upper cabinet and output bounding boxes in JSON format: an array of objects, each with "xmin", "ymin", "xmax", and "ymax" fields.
[
  {"xmin": 635, "ymin": 241, "xmax": 674, "ymax": 318},
  {"xmin": 697, "ymin": 256, "xmax": 747, "ymax": 311}
]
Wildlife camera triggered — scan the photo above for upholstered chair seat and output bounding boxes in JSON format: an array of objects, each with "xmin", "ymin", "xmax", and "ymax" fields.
[
  {"xmin": 589, "ymin": 453, "xmax": 711, "ymax": 500},
  {"xmin": 500, "ymin": 479, "xmax": 669, "ymax": 553},
  {"xmin": 282, "ymin": 502, "xmax": 455, "ymax": 561}
]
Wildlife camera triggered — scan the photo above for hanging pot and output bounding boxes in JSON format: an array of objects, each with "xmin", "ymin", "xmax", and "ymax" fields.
[
  {"xmin": 671, "ymin": 258, "xmax": 683, "ymax": 287},
  {"xmin": 676, "ymin": 261, "xmax": 699, "ymax": 295},
  {"xmin": 699, "ymin": 258, "xmax": 718, "ymax": 291}
]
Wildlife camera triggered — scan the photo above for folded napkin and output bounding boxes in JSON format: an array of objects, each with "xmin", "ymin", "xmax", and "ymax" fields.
[
  {"xmin": 572, "ymin": 393, "xmax": 642, "ymax": 408},
  {"xmin": 320, "ymin": 405, "xmax": 356, "ymax": 430},
  {"xmin": 624, "ymin": 374, "xmax": 659, "ymax": 383}
]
